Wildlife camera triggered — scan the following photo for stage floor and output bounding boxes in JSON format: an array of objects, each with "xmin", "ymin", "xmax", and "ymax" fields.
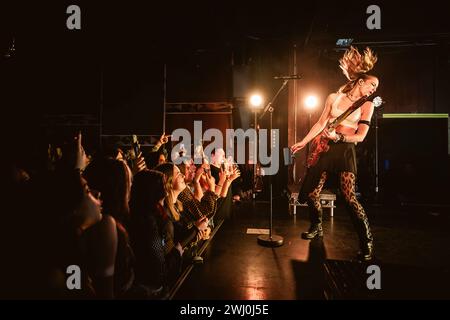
[{"xmin": 173, "ymin": 198, "xmax": 450, "ymax": 300}]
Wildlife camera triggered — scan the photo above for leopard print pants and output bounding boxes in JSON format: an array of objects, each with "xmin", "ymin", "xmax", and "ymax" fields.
[
  {"xmin": 339, "ymin": 172, "xmax": 366, "ymax": 219},
  {"xmin": 307, "ymin": 171, "xmax": 373, "ymax": 243}
]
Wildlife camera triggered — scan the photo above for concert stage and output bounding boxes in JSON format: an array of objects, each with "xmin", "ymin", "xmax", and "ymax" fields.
[{"xmin": 173, "ymin": 200, "xmax": 450, "ymax": 300}]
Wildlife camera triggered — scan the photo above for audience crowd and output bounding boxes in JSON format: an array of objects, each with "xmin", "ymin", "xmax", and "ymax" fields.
[{"xmin": 1, "ymin": 132, "xmax": 247, "ymax": 299}]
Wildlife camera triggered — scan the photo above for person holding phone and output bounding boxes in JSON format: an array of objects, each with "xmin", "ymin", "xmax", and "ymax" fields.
[
  {"xmin": 146, "ymin": 133, "xmax": 171, "ymax": 168},
  {"xmin": 130, "ymin": 135, "xmax": 147, "ymax": 176}
]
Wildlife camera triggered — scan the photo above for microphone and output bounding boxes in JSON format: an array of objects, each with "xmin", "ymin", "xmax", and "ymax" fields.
[
  {"xmin": 372, "ymin": 96, "xmax": 385, "ymax": 108},
  {"xmin": 273, "ymin": 75, "xmax": 302, "ymax": 80}
]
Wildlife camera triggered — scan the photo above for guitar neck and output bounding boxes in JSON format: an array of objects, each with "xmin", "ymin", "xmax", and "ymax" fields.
[{"xmin": 329, "ymin": 94, "xmax": 372, "ymax": 129}]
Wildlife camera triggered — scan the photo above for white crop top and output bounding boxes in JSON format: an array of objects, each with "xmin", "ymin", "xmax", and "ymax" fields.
[{"xmin": 329, "ymin": 93, "xmax": 361, "ymax": 130}]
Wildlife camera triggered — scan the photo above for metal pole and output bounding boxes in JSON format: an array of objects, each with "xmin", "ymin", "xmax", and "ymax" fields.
[
  {"xmin": 293, "ymin": 44, "xmax": 298, "ymax": 144},
  {"xmin": 306, "ymin": 112, "xmax": 311, "ymax": 157},
  {"xmin": 163, "ymin": 64, "xmax": 167, "ymax": 134},
  {"xmin": 257, "ymin": 107, "xmax": 283, "ymax": 247},
  {"xmin": 374, "ymin": 111, "xmax": 379, "ymax": 202},
  {"xmin": 269, "ymin": 110, "xmax": 273, "ymax": 238},
  {"xmin": 254, "ymin": 110, "xmax": 257, "ymax": 198},
  {"xmin": 293, "ymin": 45, "xmax": 298, "ymax": 183},
  {"xmin": 99, "ymin": 64, "xmax": 103, "ymax": 149},
  {"xmin": 257, "ymin": 80, "xmax": 288, "ymax": 247}
]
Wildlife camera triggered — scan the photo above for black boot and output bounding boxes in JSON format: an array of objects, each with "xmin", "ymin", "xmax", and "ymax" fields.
[
  {"xmin": 355, "ymin": 216, "xmax": 374, "ymax": 261},
  {"xmin": 301, "ymin": 199, "xmax": 323, "ymax": 240},
  {"xmin": 358, "ymin": 241, "xmax": 374, "ymax": 261},
  {"xmin": 301, "ymin": 224, "xmax": 323, "ymax": 240}
]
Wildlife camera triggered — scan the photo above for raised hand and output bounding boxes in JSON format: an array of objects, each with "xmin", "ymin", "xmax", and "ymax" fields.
[
  {"xmin": 74, "ymin": 131, "xmax": 89, "ymax": 171},
  {"xmin": 228, "ymin": 166, "xmax": 241, "ymax": 182},
  {"xmin": 195, "ymin": 216, "xmax": 209, "ymax": 232},
  {"xmin": 199, "ymin": 227, "xmax": 211, "ymax": 240},
  {"xmin": 159, "ymin": 132, "xmax": 171, "ymax": 145},
  {"xmin": 204, "ymin": 167, "xmax": 216, "ymax": 191},
  {"xmin": 193, "ymin": 166, "xmax": 203, "ymax": 184},
  {"xmin": 131, "ymin": 152, "xmax": 147, "ymax": 175},
  {"xmin": 218, "ymin": 166, "xmax": 227, "ymax": 184}
]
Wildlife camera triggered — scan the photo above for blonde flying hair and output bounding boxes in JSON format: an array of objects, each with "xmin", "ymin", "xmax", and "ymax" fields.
[{"xmin": 338, "ymin": 46, "xmax": 378, "ymax": 93}]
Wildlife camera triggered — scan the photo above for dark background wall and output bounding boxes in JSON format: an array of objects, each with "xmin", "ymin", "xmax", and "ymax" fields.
[{"xmin": 1, "ymin": 1, "xmax": 449, "ymax": 203}]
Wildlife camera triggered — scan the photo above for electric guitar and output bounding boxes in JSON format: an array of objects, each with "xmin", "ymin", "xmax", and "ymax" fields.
[{"xmin": 306, "ymin": 94, "xmax": 383, "ymax": 168}]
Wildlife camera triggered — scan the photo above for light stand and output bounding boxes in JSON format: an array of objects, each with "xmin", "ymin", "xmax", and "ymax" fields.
[
  {"xmin": 253, "ymin": 109, "xmax": 258, "ymax": 198},
  {"xmin": 306, "ymin": 112, "xmax": 312, "ymax": 157},
  {"xmin": 303, "ymin": 95, "xmax": 319, "ymax": 169},
  {"xmin": 257, "ymin": 80, "xmax": 289, "ymax": 247},
  {"xmin": 249, "ymin": 95, "xmax": 264, "ymax": 198}
]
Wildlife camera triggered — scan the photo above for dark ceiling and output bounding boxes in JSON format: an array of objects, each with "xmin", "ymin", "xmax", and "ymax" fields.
[
  {"xmin": 0, "ymin": 0, "xmax": 449, "ymax": 152},
  {"xmin": 2, "ymin": 1, "xmax": 449, "ymax": 59}
]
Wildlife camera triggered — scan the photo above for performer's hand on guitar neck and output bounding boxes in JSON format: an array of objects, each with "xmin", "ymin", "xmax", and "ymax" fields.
[
  {"xmin": 322, "ymin": 128, "xmax": 338, "ymax": 141},
  {"xmin": 290, "ymin": 140, "xmax": 307, "ymax": 154}
]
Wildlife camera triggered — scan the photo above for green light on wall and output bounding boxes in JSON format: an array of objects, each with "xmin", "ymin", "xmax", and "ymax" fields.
[{"xmin": 382, "ymin": 114, "xmax": 448, "ymax": 119}]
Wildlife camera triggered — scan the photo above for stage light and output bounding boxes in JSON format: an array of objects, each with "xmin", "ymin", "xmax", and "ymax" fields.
[
  {"xmin": 336, "ymin": 38, "xmax": 353, "ymax": 47},
  {"xmin": 304, "ymin": 95, "xmax": 318, "ymax": 110},
  {"xmin": 249, "ymin": 94, "xmax": 264, "ymax": 110}
]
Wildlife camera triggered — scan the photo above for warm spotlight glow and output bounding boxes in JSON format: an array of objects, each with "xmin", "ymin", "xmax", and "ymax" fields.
[
  {"xmin": 304, "ymin": 95, "xmax": 318, "ymax": 110},
  {"xmin": 249, "ymin": 94, "xmax": 264, "ymax": 109}
]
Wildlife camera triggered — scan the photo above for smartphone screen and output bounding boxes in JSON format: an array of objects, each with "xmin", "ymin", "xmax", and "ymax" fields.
[{"xmin": 132, "ymin": 135, "xmax": 140, "ymax": 158}]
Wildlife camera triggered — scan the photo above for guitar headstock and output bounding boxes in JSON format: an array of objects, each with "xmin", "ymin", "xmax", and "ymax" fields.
[{"xmin": 372, "ymin": 96, "xmax": 384, "ymax": 108}]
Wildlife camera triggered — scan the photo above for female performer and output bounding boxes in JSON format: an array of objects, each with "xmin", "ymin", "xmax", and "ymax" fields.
[{"xmin": 291, "ymin": 46, "xmax": 379, "ymax": 261}]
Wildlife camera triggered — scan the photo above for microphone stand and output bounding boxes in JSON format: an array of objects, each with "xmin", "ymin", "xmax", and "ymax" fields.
[
  {"xmin": 373, "ymin": 105, "xmax": 383, "ymax": 206},
  {"xmin": 257, "ymin": 80, "xmax": 289, "ymax": 247}
]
